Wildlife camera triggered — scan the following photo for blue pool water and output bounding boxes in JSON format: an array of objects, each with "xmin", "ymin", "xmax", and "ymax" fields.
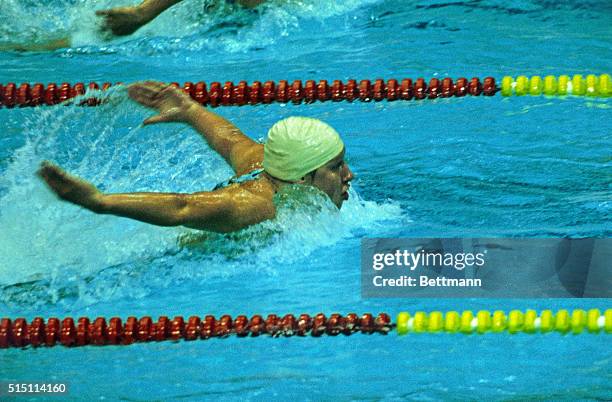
[{"xmin": 1, "ymin": 0, "xmax": 611, "ymax": 400}]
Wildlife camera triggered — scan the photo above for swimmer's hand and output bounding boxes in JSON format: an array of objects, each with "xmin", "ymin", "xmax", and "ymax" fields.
[
  {"xmin": 96, "ymin": 1, "xmax": 184, "ymax": 37},
  {"xmin": 37, "ymin": 161, "xmax": 103, "ymax": 212},
  {"xmin": 128, "ymin": 81, "xmax": 199, "ymax": 125},
  {"xmin": 96, "ymin": 5, "xmax": 149, "ymax": 37}
]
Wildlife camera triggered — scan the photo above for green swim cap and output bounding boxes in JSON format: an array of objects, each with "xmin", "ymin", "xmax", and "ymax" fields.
[{"xmin": 263, "ymin": 116, "xmax": 344, "ymax": 181}]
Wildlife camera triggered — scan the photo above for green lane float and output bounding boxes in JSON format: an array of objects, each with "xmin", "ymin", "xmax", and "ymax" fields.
[
  {"xmin": 500, "ymin": 74, "xmax": 611, "ymax": 97},
  {"xmin": 396, "ymin": 309, "xmax": 611, "ymax": 335}
]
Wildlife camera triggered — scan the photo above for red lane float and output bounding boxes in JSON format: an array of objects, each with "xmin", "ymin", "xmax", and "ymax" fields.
[
  {"xmin": 0, "ymin": 313, "xmax": 393, "ymax": 348},
  {"xmin": 0, "ymin": 77, "xmax": 497, "ymax": 108}
]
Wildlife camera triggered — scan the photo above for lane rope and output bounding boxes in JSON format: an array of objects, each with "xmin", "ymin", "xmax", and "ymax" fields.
[
  {"xmin": 0, "ymin": 77, "xmax": 495, "ymax": 108},
  {"xmin": 1, "ymin": 74, "xmax": 609, "ymax": 109},
  {"xmin": 1, "ymin": 309, "xmax": 609, "ymax": 348}
]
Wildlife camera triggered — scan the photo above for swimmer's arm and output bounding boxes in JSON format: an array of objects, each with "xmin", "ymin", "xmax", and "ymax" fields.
[
  {"xmin": 138, "ymin": 0, "xmax": 183, "ymax": 19},
  {"xmin": 128, "ymin": 81, "xmax": 262, "ymax": 175},
  {"xmin": 97, "ymin": 0, "xmax": 183, "ymax": 36},
  {"xmin": 0, "ymin": 38, "xmax": 71, "ymax": 52},
  {"xmin": 182, "ymin": 105, "xmax": 263, "ymax": 175},
  {"xmin": 38, "ymin": 161, "xmax": 273, "ymax": 232},
  {"xmin": 95, "ymin": 189, "xmax": 272, "ymax": 232},
  {"xmin": 132, "ymin": 0, "xmax": 184, "ymax": 25}
]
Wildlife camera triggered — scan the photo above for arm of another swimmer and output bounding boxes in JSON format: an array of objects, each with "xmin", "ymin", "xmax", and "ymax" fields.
[{"xmin": 96, "ymin": 0, "xmax": 183, "ymax": 36}]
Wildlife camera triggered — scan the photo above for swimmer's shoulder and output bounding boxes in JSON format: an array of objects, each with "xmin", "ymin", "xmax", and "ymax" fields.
[
  {"xmin": 236, "ymin": 175, "xmax": 276, "ymax": 202},
  {"xmin": 223, "ymin": 177, "xmax": 277, "ymax": 223}
]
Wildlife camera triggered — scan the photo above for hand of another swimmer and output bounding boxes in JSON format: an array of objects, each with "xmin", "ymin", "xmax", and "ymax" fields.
[
  {"xmin": 128, "ymin": 81, "xmax": 198, "ymax": 125},
  {"xmin": 37, "ymin": 161, "xmax": 103, "ymax": 212},
  {"xmin": 96, "ymin": 6, "xmax": 148, "ymax": 37}
]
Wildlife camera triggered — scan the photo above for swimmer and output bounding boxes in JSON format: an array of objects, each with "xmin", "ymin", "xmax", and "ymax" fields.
[
  {"xmin": 97, "ymin": 0, "xmax": 265, "ymax": 37},
  {"xmin": 0, "ymin": 0, "xmax": 264, "ymax": 52},
  {"xmin": 37, "ymin": 81, "xmax": 354, "ymax": 233}
]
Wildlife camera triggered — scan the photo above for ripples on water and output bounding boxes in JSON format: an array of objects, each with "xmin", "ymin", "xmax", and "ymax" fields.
[
  {"xmin": 1, "ymin": 0, "xmax": 610, "ymax": 308},
  {"xmin": 0, "ymin": 2, "xmax": 610, "ymax": 399}
]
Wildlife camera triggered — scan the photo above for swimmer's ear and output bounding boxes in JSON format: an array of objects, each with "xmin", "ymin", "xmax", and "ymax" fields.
[{"xmin": 299, "ymin": 171, "xmax": 317, "ymax": 184}]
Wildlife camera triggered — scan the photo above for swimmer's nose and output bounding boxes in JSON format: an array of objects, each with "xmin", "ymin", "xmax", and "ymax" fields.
[{"xmin": 344, "ymin": 164, "xmax": 354, "ymax": 182}]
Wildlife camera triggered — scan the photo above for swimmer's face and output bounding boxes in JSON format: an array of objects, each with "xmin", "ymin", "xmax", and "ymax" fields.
[{"xmin": 303, "ymin": 148, "xmax": 354, "ymax": 208}]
